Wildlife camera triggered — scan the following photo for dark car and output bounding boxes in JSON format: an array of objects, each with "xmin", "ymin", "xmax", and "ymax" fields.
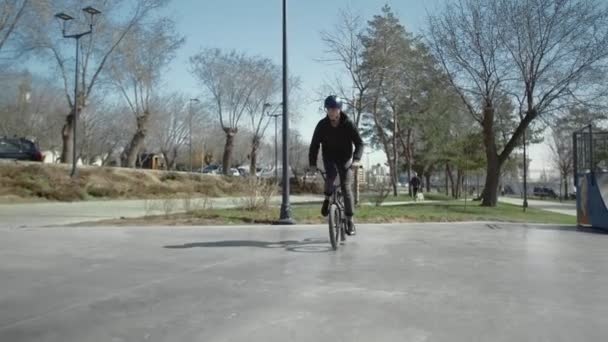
[
  {"xmin": 0, "ymin": 137, "xmax": 44, "ymax": 162},
  {"xmin": 533, "ymin": 187, "xmax": 558, "ymax": 199},
  {"xmin": 201, "ymin": 164, "xmax": 221, "ymax": 174},
  {"xmin": 502, "ymin": 185, "xmax": 515, "ymax": 195}
]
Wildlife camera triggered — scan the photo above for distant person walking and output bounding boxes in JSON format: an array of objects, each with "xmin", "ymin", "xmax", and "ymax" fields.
[{"xmin": 410, "ymin": 173, "xmax": 421, "ymax": 199}]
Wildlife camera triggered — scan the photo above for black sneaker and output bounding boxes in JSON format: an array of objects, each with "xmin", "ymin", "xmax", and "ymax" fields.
[
  {"xmin": 321, "ymin": 199, "xmax": 330, "ymax": 217},
  {"xmin": 346, "ymin": 219, "xmax": 356, "ymax": 236}
]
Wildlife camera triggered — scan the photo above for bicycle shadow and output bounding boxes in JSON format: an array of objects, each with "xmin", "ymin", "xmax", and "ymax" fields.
[{"xmin": 164, "ymin": 238, "xmax": 334, "ymax": 253}]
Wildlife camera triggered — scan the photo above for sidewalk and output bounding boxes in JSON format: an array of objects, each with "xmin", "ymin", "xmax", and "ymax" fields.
[
  {"xmin": 499, "ymin": 197, "xmax": 576, "ymax": 216},
  {"xmin": 0, "ymin": 195, "xmax": 324, "ymax": 229}
]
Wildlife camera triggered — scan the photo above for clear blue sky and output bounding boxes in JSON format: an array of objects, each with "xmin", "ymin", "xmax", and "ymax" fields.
[{"xmin": 162, "ymin": 0, "xmax": 443, "ymax": 166}]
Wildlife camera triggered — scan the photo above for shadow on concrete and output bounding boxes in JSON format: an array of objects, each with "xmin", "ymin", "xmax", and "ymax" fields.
[
  {"xmin": 164, "ymin": 238, "xmax": 334, "ymax": 253},
  {"xmin": 575, "ymin": 226, "xmax": 608, "ymax": 235},
  {"xmin": 489, "ymin": 223, "xmax": 608, "ymax": 235},
  {"xmin": 534, "ymin": 225, "xmax": 608, "ymax": 235}
]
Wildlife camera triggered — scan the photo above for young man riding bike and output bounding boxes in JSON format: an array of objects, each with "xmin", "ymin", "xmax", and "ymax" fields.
[{"xmin": 308, "ymin": 95, "xmax": 364, "ymax": 235}]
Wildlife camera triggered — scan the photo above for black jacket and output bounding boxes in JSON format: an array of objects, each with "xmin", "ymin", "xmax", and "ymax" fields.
[
  {"xmin": 410, "ymin": 176, "xmax": 421, "ymax": 188},
  {"xmin": 309, "ymin": 112, "xmax": 364, "ymax": 166}
]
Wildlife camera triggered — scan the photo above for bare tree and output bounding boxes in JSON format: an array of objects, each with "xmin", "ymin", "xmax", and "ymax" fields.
[
  {"xmin": 428, "ymin": 0, "xmax": 608, "ymax": 207},
  {"xmin": 319, "ymin": 7, "xmax": 370, "ymax": 128},
  {"xmin": 245, "ymin": 59, "xmax": 280, "ymax": 176},
  {"xmin": 28, "ymin": 0, "xmax": 170, "ymax": 165},
  {"xmin": 78, "ymin": 99, "xmax": 130, "ymax": 166},
  {"xmin": 190, "ymin": 49, "xmax": 266, "ymax": 175},
  {"xmin": 550, "ymin": 106, "xmax": 607, "ymax": 199},
  {"xmin": 550, "ymin": 125, "xmax": 573, "ymax": 200},
  {"xmin": 0, "ymin": 70, "xmax": 66, "ymax": 150},
  {"xmin": 146, "ymin": 92, "xmax": 196, "ymax": 170},
  {"xmin": 495, "ymin": 0, "xmax": 608, "ymax": 159},
  {"xmin": 0, "ymin": 0, "xmax": 29, "ymax": 67},
  {"xmin": 196, "ymin": 124, "xmax": 254, "ymax": 170},
  {"xmin": 288, "ymin": 130, "xmax": 308, "ymax": 180},
  {"xmin": 427, "ymin": 0, "xmax": 520, "ymax": 206},
  {"xmin": 109, "ymin": 18, "xmax": 184, "ymax": 168}
]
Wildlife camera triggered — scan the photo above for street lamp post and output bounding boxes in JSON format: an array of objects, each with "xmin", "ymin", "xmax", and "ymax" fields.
[
  {"xmin": 277, "ymin": 0, "xmax": 294, "ymax": 224},
  {"xmin": 523, "ymin": 128, "xmax": 529, "ymax": 212},
  {"xmin": 265, "ymin": 103, "xmax": 281, "ymax": 179},
  {"xmin": 189, "ymin": 98, "xmax": 199, "ymax": 173},
  {"xmin": 55, "ymin": 7, "xmax": 101, "ymax": 178}
]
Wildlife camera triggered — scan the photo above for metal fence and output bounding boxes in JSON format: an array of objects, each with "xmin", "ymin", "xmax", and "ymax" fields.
[{"xmin": 573, "ymin": 126, "xmax": 608, "ymax": 178}]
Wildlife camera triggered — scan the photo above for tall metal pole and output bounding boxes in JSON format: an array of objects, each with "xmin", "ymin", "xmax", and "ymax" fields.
[
  {"xmin": 275, "ymin": 115, "xmax": 278, "ymax": 179},
  {"xmin": 189, "ymin": 100, "xmax": 193, "ymax": 173},
  {"xmin": 393, "ymin": 114, "xmax": 398, "ymax": 196},
  {"xmin": 589, "ymin": 125, "xmax": 594, "ymax": 174},
  {"xmin": 278, "ymin": 0, "xmax": 293, "ymax": 224},
  {"xmin": 70, "ymin": 37, "xmax": 80, "ymax": 178},
  {"xmin": 56, "ymin": 9, "xmax": 99, "ymax": 177},
  {"xmin": 523, "ymin": 128, "xmax": 528, "ymax": 212}
]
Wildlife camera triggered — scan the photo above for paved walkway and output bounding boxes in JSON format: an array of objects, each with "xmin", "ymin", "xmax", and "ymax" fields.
[
  {"xmin": 0, "ymin": 195, "xmax": 324, "ymax": 229},
  {"xmin": 499, "ymin": 197, "xmax": 577, "ymax": 216}
]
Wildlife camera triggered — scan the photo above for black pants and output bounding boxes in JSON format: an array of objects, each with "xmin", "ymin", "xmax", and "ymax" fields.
[
  {"xmin": 413, "ymin": 187, "xmax": 419, "ymax": 198},
  {"xmin": 323, "ymin": 158, "xmax": 354, "ymax": 217}
]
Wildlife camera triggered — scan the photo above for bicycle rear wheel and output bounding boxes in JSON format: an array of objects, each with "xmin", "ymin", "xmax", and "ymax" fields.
[{"xmin": 328, "ymin": 204, "xmax": 340, "ymax": 250}]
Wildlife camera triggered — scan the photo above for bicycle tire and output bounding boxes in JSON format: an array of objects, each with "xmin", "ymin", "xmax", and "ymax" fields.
[{"xmin": 328, "ymin": 204, "xmax": 340, "ymax": 250}]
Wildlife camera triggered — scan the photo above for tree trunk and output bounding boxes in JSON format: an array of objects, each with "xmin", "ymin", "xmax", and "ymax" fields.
[
  {"xmin": 380, "ymin": 136, "xmax": 398, "ymax": 197},
  {"xmin": 447, "ymin": 163, "xmax": 456, "ymax": 198},
  {"xmin": 101, "ymin": 149, "xmax": 114, "ymax": 166},
  {"xmin": 161, "ymin": 148, "xmax": 178, "ymax": 171},
  {"xmin": 481, "ymin": 105, "xmax": 500, "ymax": 207},
  {"xmin": 482, "ymin": 154, "xmax": 500, "ymax": 206},
  {"xmin": 392, "ymin": 110, "xmax": 398, "ymax": 197},
  {"xmin": 60, "ymin": 110, "xmax": 75, "ymax": 164},
  {"xmin": 405, "ymin": 128, "xmax": 412, "ymax": 197},
  {"xmin": 123, "ymin": 114, "xmax": 150, "ymax": 168},
  {"xmin": 161, "ymin": 151, "xmax": 170, "ymax": 170},
  {"xmin": 390, "ymin": 159, "xmax": 398, "ymax": 197},
  {"xmin": 249, "ymin": 135, "xmax": 261, "ymax": 177},
  {"xmin": 425, "ymin": 172, "xmax": 431, "ymax": 193},
  {"xmin": 456, "ymin": 169, "xmax": 464, "ymax": 199},
  {"xmin": 564, "ymin": 174, "xmax": 569, "ymax": 201},
  {"xmin": 445, "ymin": 163, "xmax": 449, "ymax": 196},
  {"xmin": 222, "ymin": 128, "xmax": 237, "ymax": 175}
]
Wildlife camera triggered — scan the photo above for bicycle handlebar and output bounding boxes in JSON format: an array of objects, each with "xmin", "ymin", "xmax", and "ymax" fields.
[{"xmin": 312, "ymin": 164, "xmax": 362, "ymax": 182}]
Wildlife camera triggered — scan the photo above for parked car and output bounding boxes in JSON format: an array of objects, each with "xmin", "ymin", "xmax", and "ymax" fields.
[
  {"xmin": 0, "ymin": 137, "xmax": 44, "ymax": 162},
  {"xmin": 237, "ymin": 166, "xmax": 257, "ymax": 177},
  {"xmin": 502, "ymin": 185, "xmax": 515, "ymax": 195},
  {"xmin": 203, "ymin": 165, "xmax": 241, "ymax": 176},
  {"xmin": 259, "ymin": 166, "xmax": 295, "ymax": 179},
  {"xmin": 569, "ymin": 187, "xmax": 577, "ymax": 200},
  {"xmin": 533, "ymin": 187, "xmax": 558, "ymax": 199},
  {"xmin": 201, "ymin": 164, "xmax": 221, "ymax": 174},
  {"xmin": 227, "ymin": 168, "xmax": 241, "ymax": 177}
]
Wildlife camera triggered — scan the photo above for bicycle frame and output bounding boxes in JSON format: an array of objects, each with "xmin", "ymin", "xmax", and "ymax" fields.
[{"xmin": 319, "ymin": 171, "xmax": 345, "ymax": 214}]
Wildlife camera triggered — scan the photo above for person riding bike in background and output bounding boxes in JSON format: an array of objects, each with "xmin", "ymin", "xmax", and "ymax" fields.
[{"xmin": 308, "ymin": 95, "xmax": 364, "ymax": 235}]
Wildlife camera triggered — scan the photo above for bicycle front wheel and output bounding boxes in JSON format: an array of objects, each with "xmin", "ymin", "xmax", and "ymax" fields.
[{"xmin": 328, "ymin": 204, "xmax": 340, "ymax": 250}]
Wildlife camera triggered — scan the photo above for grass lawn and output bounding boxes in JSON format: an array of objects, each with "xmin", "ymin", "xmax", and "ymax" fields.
[{"xmin": 94, "ymin": 201, "xmax": 576, "ymax": 226}]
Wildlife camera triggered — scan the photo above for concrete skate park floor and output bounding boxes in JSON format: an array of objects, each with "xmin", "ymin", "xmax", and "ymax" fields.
[{"xmin": 1, "ymin": 222, "xmax": 607, "ymax": 341}]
